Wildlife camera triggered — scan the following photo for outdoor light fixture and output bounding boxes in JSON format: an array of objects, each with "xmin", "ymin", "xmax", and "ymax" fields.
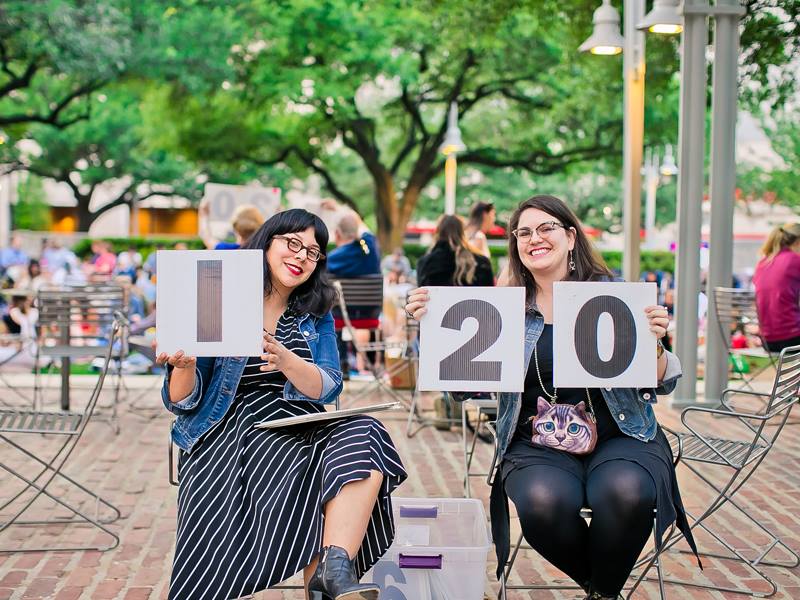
[
  {"xmin": 578, "ymin": 0, "xmax": 625, "ymax": 55},
  {"xmin": 439, "ymin": 102, "xmax": 466, "ymax": 156},
  {"xmin": 660, "ymin": 144, "xmax": 678, "ymax": 176},
  {"xmin": 637, "ymin": 0, "xmax": 683, "ymax": 34}
]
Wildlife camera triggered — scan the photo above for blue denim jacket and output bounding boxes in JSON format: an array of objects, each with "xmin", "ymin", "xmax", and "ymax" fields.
[
  {"xmin": 162, "ymin": 311, "xmax": 343, "ymax": 452},
  {"xmin": 495, "ymin": 309, "xmax": 682, "ymax": 462}
]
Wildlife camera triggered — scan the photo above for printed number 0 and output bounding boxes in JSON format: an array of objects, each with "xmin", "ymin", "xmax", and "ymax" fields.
[
  {"xmin": 574, "ymin": 295, "xmax": 637, "ymax": 378},
  {"xmin": 439, "ymin": 299, "xmax": 502, "ymax": 381}
]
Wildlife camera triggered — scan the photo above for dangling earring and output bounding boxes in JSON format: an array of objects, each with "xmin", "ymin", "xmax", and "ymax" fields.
[{"xmin": 568, "ymin": 250, "xmax": 576, "ymax": 272}]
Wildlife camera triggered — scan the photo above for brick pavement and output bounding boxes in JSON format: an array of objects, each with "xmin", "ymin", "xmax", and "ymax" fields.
[{"xmin": 2, "ymin": 375, "xmax": 800, "ymax": 599}]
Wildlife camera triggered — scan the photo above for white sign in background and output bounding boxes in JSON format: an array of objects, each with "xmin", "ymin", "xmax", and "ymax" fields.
[
  {"xmin": 553, "ymin": 281, "xmax": 657, "ymax": 388},
  {"xmin": 418, "ymin": 287, "xmax": 525, "ymax": 392},
  {"xmin": 202, "ymin": 183, "xmax": 282, "ymax": 238},
  {"xmin": 156, "ymin": 250, "xmax": 264, "ymax": 357}
]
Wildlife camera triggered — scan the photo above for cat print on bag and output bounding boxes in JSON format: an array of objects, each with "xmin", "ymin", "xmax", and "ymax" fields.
[{"xmin": 529, "ymin": 396, "xmax": 597, "ymax": 455}]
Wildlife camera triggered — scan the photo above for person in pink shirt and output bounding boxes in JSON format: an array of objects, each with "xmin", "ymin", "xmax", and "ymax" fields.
[
  {"xmin": 753, "ymin": 223, "xmax": 800, "ymax": 352},
  {"xmin": 87, "ymin": 241, "xmax": 117, "ymax": 279}
]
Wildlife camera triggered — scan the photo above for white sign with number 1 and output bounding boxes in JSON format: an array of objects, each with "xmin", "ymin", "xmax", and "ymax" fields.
[{"xmin": 418, "ymin": 287, "xmax": 525, "ymax": 392}]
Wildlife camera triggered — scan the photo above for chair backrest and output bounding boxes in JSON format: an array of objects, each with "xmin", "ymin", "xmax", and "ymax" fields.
[
  {"xmin": 764, "ymin": 344, "xmax": 800, "ymax": 417},
  {"xmin": 37, "ymin": 284, "xmax": 128, "ymax": 355},
  {"xmin": 713, "ymin": 286, "xmax": 758, "ymax": 339},
  {"xmin": 331, "ymin": 275, "xmax": 384, "ymax": 330}
]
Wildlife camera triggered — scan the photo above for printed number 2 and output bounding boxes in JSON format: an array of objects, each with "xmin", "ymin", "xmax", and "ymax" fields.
[
  {"xmin": 439, "ymin": 299, "xmax": 502, "ymax": 381},
  {"xmin": 574, "ymin": 295, "xmax": 636, "ymax": 378}
]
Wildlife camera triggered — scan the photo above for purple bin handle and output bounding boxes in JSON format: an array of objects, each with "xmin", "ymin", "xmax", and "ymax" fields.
[
  {"xmin": 398, "ymin": 554, "xmax": 443, "ymax": 570},
  {"xmin": 399, "ymin": 505, "xmax": 438, "ymax": 519}
]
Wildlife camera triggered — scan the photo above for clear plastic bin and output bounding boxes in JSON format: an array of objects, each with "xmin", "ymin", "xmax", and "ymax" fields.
[{"xmin": 362, "ymin": 497, "xmax": 491, "ymax": 600}]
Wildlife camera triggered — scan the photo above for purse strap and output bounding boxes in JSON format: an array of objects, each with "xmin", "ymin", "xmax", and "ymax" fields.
[{"xmin": 534, "ymin": 343, "xmax": 596, "ymax": 424}]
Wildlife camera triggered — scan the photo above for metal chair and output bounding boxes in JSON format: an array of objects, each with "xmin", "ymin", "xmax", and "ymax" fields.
[
  {"xmin": 332, "ymin": 277, "xmax": 408, "ymax": 407},
  {"xmin": 0, "ymin": 312, "xmax": 125, "ymax": 553},
  {"xmin": 648, "ymin": 344, "xmax": 800, "ymax": 597},
  {"xmin": 34, "ymin": 284, "xmax": 128, "ymax": 430},
  {"xmin": 461, "ymin": 396, "xmax": 498, "ymax": 498},
  {"xmin": 713, "ymin": 287, "xmax": 777, "ymax": 391},
  {"xmin": 0, "ymin": 332, "xmax": 38, "ymax": 406}
]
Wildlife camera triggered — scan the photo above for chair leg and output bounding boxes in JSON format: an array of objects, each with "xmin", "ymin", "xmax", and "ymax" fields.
[
  {"xmin": 0, "ymin": 462, "xmax": 120, "ymax": 553},
  {"xmin": 462, "ymin": 402, "xmax": 471, "ymax": 498},
  {"xmin": 0, "ymin": 434, "xmax": 120, "ymax": 524}
]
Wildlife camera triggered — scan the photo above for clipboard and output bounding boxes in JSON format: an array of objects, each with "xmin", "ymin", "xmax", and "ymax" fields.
[{"xmin": 253, "ymin": 401, "xmax": 402, "ymax": 429}]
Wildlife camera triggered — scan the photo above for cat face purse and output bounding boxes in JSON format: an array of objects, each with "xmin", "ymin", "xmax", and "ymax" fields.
[{"xmin": 527, "ymin": 345, "xmax": 598, "ymax": 455}]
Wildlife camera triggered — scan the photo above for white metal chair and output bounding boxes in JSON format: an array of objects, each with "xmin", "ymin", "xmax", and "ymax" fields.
[
  {"xmin": 0, "ymin": 312, "xmax": 125, "ymax": 553},
  {"xmin": 647, "ymin": 344, "xmax": 800, "ymax": 597},
  {"xmin": 461, "ymin": 396, "xmax": 498, "ymax": 498},
  {"xmin": 713, "ymin": 287, "xmax": 777, "ymax": 391},
  {"xmin": 34, "ymin": 284, "xmax": 128, "ymax": 431}
]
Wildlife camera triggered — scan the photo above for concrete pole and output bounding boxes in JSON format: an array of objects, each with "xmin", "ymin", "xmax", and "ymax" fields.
[
  {"xmin": 672, "ymin": 0, "xmax": 709, "ymax": 406},
  {"xmin": 444, "ymin": 154, "xmax": 457, "ymax": 215},
  {"xmin": 704, "ymin": 0, "xmax": 744, "ymax": 405},
  {"xmin": 621, "ymin": 0, "xmax": 646, "ymax": 282},
  {"xmin": 644, "ymin": 148, "xmax": 659, "ymax": 249},
  {"xmin": 0, "ymin": 173, "xmax": 10, "ymax": 248}
]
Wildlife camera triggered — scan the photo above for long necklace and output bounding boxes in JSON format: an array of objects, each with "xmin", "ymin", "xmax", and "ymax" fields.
[{"xmin": 534, "ymin": 343, "xmax": 596, "ymax": 422}]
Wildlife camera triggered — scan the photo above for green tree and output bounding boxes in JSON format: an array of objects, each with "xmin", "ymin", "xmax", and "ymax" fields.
[
  {"xmin": 13, "ymin": 173, "xmax": 52, "ymax": 230},
  {"xmin": 2, "ymin": 85, "xmax": 204, "ymax": 231}
]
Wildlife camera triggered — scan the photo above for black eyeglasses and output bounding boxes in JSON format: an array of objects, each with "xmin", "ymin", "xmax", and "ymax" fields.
[
  {"xmin": 273, "ymin": 235, "xmax": 325, "ymax": 262},
  {"xmin": 511, "ymin": 221, "xmax": 567, "ymax": 242}
]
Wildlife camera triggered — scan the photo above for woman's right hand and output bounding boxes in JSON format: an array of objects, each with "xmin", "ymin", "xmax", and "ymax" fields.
[
  {"xmin": 404, "ymin": 287, "xmax": 430, "ymax": 321},
  {"xmin": 156, "ymin": 350, "xmax": 197, "ymax": 370}
]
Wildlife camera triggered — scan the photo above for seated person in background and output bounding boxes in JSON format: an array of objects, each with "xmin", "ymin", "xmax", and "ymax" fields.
[
  {"xmin": 0, "ymin": 234, "xmax": 29, "ymax": 276},
  {"xmin": 381, "ymin": 247, "xmax": 412, "ymax": 280},
  {"xmin": 416, "ymin": 214, "xmax": 493, "ymax": 287},
  {"xmin": 116, "ymin": 245, "xmax": 142, "ymax": 278},
  {"xmin": 86, "ymin": 241, "xmax": 117, "ymax": 279},
  {"xmin": 143, "ymin": 244, "xmax": 165, "ymax": 277},
  {"xmin": 325, "ymin": 201, "xmax": 382, "ymax": 375},
  {"xmin": 1, "ymin": 294, "xmax": 38, "ymax": 337},
  {"xmin": 753, "ymin": 223, "xmax": 800, "ymax": 352},
  {"xmin": 199, "ymin": 201, "xmax": 264, "ymax": 250}
]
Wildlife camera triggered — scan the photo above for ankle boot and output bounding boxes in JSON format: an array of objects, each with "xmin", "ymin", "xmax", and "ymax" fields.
[{"xmin": 307, "ymin": 545, "xmax": 380, "ymax": 600}]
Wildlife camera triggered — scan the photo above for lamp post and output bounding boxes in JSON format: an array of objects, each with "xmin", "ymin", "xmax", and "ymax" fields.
[
  {"xmin": 642, "ymin": 145, "xmax": 678, "ymax": 248},
  {"xmin": 440, "ymin": 102, "xmax": 466, "ymax": 216},
  {"xmin": 579, "ymin": 0, "xmax": 682, "ymax": 282}
]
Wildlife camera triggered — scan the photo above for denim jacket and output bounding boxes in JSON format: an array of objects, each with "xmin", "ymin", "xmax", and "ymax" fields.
[
  {"xmin": 495, "ymin": 309, "xmax": 682, "ymax": 462},
  {"xmin": 161, "ymin": 311, "xmax": 343, "ymax": 452}
]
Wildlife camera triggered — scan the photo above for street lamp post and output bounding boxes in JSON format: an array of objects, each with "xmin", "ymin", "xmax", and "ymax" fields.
[
  {"xmin": 642, "ymin": 145, "xmax": 678, "ymax": 248},
  {"xmin": 440, "ymin": 102, "xmax": 466, "ymax": 216}
]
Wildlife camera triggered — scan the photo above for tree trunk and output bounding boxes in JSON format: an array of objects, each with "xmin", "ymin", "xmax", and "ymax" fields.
[
  {"xmin": 392, "ymin": 185, "xmax": 422, "ymax": 250},
  {"xmin": 76, "ymin": 196, "xmax": 94, "ymax": 232},
  {"xmin": 373, "ymin": 170, "xmax": 397, "ymax": 252}
]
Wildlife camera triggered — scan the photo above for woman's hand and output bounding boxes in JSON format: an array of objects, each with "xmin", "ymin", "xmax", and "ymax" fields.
[
  {"xmin": 644, "ymin": 305, "xmax": 669, "ymax": 339},
  {"xmin": 404, "ymin": 287, "xmax": 430, "ymax": 321},
  {"xmin": 261, "ymin": 331, "xmax": 293, "ymax": 372},
  {"xmin": 156, "ymin": 349, "xmax": 197, "ymax": 370}
]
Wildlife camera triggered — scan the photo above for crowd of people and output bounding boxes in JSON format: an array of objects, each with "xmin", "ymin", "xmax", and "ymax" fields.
[{"xmin": 2, "ymin": 196, "xmax": 798, "ymax": 600}]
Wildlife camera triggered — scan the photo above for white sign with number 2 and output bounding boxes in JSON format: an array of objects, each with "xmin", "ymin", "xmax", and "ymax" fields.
[
  {"xmin": 418, "ymin": 287, "xmax": 525, "ymax": 392},
  {"xmin": 553, "ymin": 281, "xmax": 657, "ymax": 389}
]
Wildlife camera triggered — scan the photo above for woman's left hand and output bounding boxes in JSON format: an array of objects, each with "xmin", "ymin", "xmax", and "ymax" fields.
[
  {"xmin": 644, "ymin": 305, "xmax": 669, "ymax": 340},
  {"xmin": 261, "ymin": 331, "xmax": 292, "ymax": 372}
]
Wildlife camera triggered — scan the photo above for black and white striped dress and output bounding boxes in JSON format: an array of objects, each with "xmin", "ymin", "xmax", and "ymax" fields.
[{"xmin": 169, "ymin": 311, "xmax": 407, "ymax": 600}]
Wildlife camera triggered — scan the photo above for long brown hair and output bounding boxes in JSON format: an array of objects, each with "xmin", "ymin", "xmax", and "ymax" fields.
[
  {"xmin": 433, "ymin": 215, "xmax": 478, "ymax": 285},
  {"xmin": 760, "ymin": 223, "xmax": 800, "ymax": 260},
  {"xmin": 507, "ymin": 195, "xmax": 611, "ymax": 303}
]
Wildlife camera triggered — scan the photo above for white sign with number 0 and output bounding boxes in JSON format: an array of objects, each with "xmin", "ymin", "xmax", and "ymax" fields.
[
  {"xmin": 418, "ymin": 287, "xmax": 525, "ymax": 392},
  {"xmin": 553, "ymin": 281, "xmax": 657, "ymax": 389}
]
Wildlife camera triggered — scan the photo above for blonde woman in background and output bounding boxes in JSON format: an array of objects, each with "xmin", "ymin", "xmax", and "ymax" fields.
[{"xmin": 753, "ymin": 223, "xmax": 800, "ymax": 352}]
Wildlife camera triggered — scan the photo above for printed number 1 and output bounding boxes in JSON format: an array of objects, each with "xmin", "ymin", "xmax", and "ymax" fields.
[{"xmin": 439, "ymin": 299, "xmax": 502, "ymax": 381}]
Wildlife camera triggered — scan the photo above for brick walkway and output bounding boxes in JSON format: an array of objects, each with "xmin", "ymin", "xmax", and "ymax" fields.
[{"xmin": 2, "ymin": 374, "xmax": 800, "ymax": 599}]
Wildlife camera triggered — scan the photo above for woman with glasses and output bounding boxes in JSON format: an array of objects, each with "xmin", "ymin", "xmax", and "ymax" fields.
[
  {"xmin": 406, "ymin": 196, "xmax": 697, "ymax": 600},
  {"xmin": 158, "ymin": 209, "xmax": 406, "ymax": 600}
]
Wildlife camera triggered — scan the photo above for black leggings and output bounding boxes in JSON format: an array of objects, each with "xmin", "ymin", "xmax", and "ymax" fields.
[{"xmin": 505, "ymin": 460, "xmax": 656, "ymax": 596}]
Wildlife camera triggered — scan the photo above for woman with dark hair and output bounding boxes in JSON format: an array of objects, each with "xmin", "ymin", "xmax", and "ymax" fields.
[
  {"xmin": 753, "ymin": 223, "xmax": 800, "ymax": 352},
  {"xmin": 464, "ymin": 201, "xmax": 496, "ymax": 258},
  {"xmin": 406, "ymin": 196, "xmax": 697, "ymax": 600},
  {"xmin": 158, "ymin": 209, "xmax": 406, "ymax": 600},
  {"xmin": 416, "ymin": 215, "xmax": 493, "ymax": 287}
]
